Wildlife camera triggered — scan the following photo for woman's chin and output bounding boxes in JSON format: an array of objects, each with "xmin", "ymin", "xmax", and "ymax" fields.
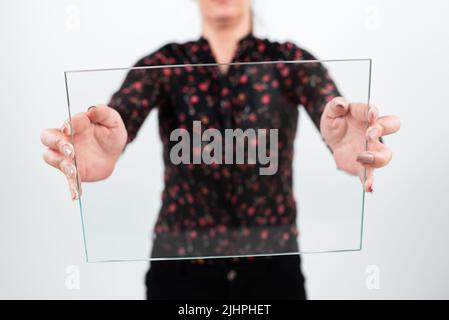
[{"xmin": 210, "ymin": 14, "xmax": 240, "ymax": 27}]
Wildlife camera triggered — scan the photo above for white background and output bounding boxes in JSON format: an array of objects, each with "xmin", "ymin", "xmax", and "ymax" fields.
[{"xmin": 0, "ymin": 0, "xmax": 448, "ymax": 299}]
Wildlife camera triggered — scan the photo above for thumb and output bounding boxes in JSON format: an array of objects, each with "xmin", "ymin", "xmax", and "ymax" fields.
[
  {"xmin": 322, "ymin": 97, "xmax": 349, "ymax": 119},
  {"xmin": 87, "ymin": 105, "xmax": 120, "ymax": 128}
]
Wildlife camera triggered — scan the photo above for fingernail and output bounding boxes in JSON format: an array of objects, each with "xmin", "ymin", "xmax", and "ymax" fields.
[
  {"xmin": 61, "ymin": 121, "xmax": 71, "ymax": 135},
  {"xmin": 63, "ymin": 163, "xmax": 76, "ymax": 178},
  {"xmin": 368, "ymin": 108, "xmax": 377, "ymax": 122},
  {"xmin": 71, "ymin": 186, "xmax": 79, "ymax": 201},
  {"xmin": 357, "ymin": 152, "xmax": 374, "ymax": 165},
  {"xmin": 62, "ymin": 143, "xmax": 74, "ymax": 158},
  {"xmin": 368, "ymin": 128, "xmax": 378, "ymax": 141},
  {"xmin": 88, "ymin": 105, "xmax": 96, "ymax": 111}
]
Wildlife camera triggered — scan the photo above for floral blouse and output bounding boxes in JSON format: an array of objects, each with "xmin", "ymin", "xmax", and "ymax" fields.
[{"xmin": 109, "ymin": 33, "xmax": 340, "ymax": 258}]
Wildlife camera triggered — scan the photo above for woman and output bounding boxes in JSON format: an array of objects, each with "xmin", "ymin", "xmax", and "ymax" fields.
[{"xmin": 41, "ymin": 0, "xmax": 400, "ymax": 299}]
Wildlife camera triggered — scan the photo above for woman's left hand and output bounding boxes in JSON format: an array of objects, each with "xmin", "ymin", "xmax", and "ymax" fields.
[{"xmin": 320, "ymin": 97, "xmax": 401, "ymax": 192}]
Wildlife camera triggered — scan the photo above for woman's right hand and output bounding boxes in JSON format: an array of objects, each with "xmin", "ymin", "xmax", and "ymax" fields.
[{"xmin": 40, "ymin": 105, "xmax": 127, "ymax": 200}]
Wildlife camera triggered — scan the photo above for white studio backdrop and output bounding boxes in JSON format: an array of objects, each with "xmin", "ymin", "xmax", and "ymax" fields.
[{"xmin": 0, "ymin": 0, "xmax": 448, "ymax": 299}]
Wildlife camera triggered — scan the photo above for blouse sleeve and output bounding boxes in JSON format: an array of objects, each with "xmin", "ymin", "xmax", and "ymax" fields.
[
  {"xmin": 108, "ymin": 50, "xmax": 168, "ymax": 145},
  {"xmin": 285, "ymin": 43, "xmax": 341, "ymax": 132}
]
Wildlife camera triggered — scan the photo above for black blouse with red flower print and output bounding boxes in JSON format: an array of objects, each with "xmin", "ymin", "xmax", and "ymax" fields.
[{"xmin": 109, "ymin": 33, "xmax": 340, "ymax": 258}]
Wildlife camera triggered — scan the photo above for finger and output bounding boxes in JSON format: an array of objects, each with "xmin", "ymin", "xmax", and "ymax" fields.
[
  {"xmin": 62, "ymin": 112, "xmax": 91, "ymax": 136},
  {"xmin": 87, "ymin": 105, "xmax": 119, "ymax": 128},
  {"xmin": 368, "ymin": 105, "xmax": 379, "ymax": 124},
  {"xmin": 59, "ymin": 159, "xmax": 81, "ymax": 201},
  {"xmin": 366, "ymin": 122, "xmax": 384, "ymax": 142},
  {"xmin": 67, "ymin": 173, "xmax": 81, "ymax": 201},
  {"xmin": 42, "ymin": 148, "xmax": 65, "ymax": 169},
  {"xmin": 348, "ymin": 103, "xmax": 378, "ymax": 123},
  {"xmin": 42, "ymin": 149, "xmax": 79, "ymax": 200},
  {"xmin": 356, "ymin": 147, "xmax": 393, "ymax": 169},
  {"xmin": 40, "ymin": 129, "xmax": 75, "ymax": 159},
  {"xmin": 323, "ymin": 97, "xmax": 349, "ymax": 119},
  {"xmin": 376, "ymin": 115, "xmax": 401, "ymax": 136},
  {"xmin": 366, "ymin": 115, "xmax": 401, "ymax": 142}
]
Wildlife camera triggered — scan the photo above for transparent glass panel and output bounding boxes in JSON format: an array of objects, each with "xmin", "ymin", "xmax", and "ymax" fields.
[{"xmin": 64, "ymin": 59, "xmax": 371, "ymax": 262}]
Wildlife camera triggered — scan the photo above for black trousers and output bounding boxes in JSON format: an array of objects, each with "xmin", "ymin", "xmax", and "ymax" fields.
[{"xmin": 145, "ymin": 255, "xmax": 306, "ymax": 300}]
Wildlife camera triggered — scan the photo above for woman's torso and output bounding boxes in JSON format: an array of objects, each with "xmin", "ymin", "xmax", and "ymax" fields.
[{"xmin": 109, "ymin": 34, "xmax": 340, "ymax": 258}]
